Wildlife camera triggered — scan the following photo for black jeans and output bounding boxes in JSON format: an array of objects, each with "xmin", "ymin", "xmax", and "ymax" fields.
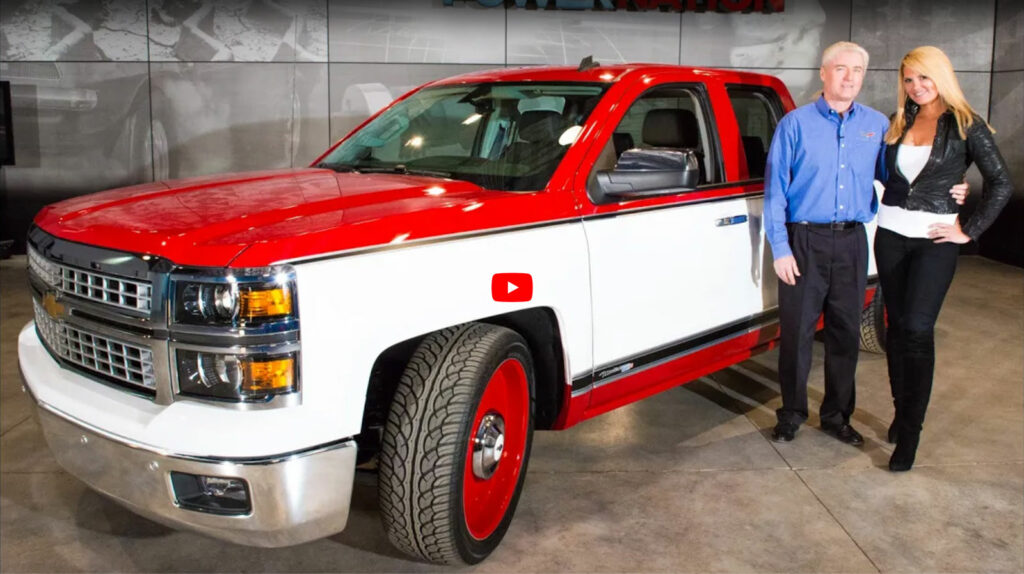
[
  {"xmin": 776, "ymin": 223, "xmax": 868, "ymax": 428},
  {"xmin": 874, "ymin": 227, "xmax": 959, "ymax": 436}
]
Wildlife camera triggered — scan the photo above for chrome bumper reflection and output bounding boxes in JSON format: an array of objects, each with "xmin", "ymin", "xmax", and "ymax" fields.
[{"xmin": 30, "ymin": 393, "xmax": 357, "ymax": 547}]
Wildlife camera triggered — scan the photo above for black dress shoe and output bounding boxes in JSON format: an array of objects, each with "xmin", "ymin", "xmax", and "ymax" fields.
[
  {"xmin": 771, "ymin": 423, "xmax": 798, "ymax": 442},
  {"xmin": 822, "ymin": 423, "xmax": 865, "ymax": 446}
]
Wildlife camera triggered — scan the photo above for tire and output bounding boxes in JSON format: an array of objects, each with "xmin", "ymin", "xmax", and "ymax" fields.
[
  {"xmin": 860, "ymin": 286, "xmax": 887, "ymax": 354},
  {"xmin": 378, "ymin": 323, "xmax": 535, "ymax": 565}
]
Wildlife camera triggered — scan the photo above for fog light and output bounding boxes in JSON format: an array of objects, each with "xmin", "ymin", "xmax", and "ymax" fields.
[{"xmin": 171, "ymin": 471, "xmax": 251, "ymax": 515}]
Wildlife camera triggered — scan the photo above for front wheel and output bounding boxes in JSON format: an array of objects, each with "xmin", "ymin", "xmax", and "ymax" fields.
[{"xmin": 378, "ymin": 323, "xmax": 535, "ymax": 565}]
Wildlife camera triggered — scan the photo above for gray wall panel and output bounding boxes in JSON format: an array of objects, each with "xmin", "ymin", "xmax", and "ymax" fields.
[
  {"xmin": 1, "ymin": 0, "xmax": 147, "ymax": 61},
  {"xmin": 858, "ymin": 70, "xmax": 991, "ymax": 122},
  {"xmin": 679, "ymin": 0, "xmax": 849, "ymax": 70},
  {"xmin": 328, "ymin": 62, "xmax": 493, "ymax": 142},
  {"xmin": 149, "ymin": 0, "xmax": 327, "ymax": 62},
  {"xmin": 851, "ymin": 0, "xmax": 995, "ymax": 72},
  {"xmin": 739, "ymin": 67, "xmax": 825, "ymax": 108},
  {"xmin": 150, "ymin": 62, "xmax": 328, "ymax": 179},
  {"xmin": 990, "ymin": 72, "xmax": 1022, "ymax": 191},
  {"xmin": 981, "ymin": 71, "xmax": 1023, "ymax": 265},
  {"xmin": 507, "ymin": 9, "xmax": 678, "ymax": 66},
  {"xmin": 329, "ymin": 1, "xmax": 504, "ymax": 64},
  {"xmin": 0, "ymin": 62, "xmax": 151, "ymax": 249},
  {"xmin": 994, "ymin": 0, "xmax": 1023, "ymax": 72}
]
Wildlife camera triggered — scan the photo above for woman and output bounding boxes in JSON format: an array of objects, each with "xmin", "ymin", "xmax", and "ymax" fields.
[{"xmin": 876, "ymin": 46, "xmax": 1013, "ymax": 471}]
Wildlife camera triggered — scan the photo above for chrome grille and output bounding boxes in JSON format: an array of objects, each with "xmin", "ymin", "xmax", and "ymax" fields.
[
  {"xmin": 34, "ymin": 299, "xmax": 157, "ymax": 392},
  {"xmin": 28, "ymin": 246, "xmax": 152, "ymax": 313}
]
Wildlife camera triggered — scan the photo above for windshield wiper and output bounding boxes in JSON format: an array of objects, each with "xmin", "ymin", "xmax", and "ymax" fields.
[
  {"xmin": 315, "ymin": 162, "xmax": 361, "ymax": 173},
  {"xmin": 357, "ymin": 165, "xmax": 452, "ymax": 179}
]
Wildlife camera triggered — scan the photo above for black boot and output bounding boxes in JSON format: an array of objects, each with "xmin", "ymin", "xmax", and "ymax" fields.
[
  {"xmin": 887, "ymin": 398, "xmax": 901, "ymax": 444},
  {"xmin": 888, "ymin": 428, "xmax": 919, "ymax": 471},
  {"xmin": 888, "ymin": 329, "xmax": 935, "ymax": 472}
]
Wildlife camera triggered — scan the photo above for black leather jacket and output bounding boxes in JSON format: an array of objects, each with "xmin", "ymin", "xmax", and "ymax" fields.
[{"xmin": 882, "ymin": 102, "xmax": 1013, "ymax": 241}]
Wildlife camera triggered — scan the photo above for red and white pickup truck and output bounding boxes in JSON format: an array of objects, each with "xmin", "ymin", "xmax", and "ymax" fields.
[{"xmin": 18, "ymin": 63, "xmax": 884, "ymax": 564}]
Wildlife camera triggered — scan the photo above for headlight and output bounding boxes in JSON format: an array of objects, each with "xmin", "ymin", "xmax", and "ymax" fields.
[
  {"xmin": 27, "ymin": 245, "xmax": 61, "ymax": 287},
  {"xmin": 172, "ymin": 266, "xmax": 296, "ymax": 328},
  {"xmin": 176, "ymin": 350, "xmax": 297, "ymax": 401}
]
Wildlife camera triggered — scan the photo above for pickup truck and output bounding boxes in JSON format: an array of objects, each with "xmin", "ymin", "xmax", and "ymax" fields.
[{"xmin": 18, "ymin": 62, "xmax": 885, "ymax": 565}]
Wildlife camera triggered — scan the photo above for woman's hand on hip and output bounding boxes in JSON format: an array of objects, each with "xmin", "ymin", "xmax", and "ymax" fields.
[{"xmin": 928, "ymin": 220, "xmax": 971, "ymax": 244}]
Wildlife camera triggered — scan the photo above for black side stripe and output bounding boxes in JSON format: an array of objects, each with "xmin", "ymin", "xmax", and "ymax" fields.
[
  {"xmin": 571, "ymin": 308, "xmax": 780, "ymax": 392},
  {"xmin": 570, "ymin": 276, "xmax": 880, "ymax": 393}
]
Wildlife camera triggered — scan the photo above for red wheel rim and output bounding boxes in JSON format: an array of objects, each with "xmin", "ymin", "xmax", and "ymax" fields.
[{"xmin": 463, "ymin": 358, "xmax": 529, "ymax": 540}]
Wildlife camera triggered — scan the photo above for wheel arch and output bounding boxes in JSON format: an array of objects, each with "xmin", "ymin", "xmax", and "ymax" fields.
[{"xmin": 359, "ymin": 306, "xmax": 569, "ymax": 457}]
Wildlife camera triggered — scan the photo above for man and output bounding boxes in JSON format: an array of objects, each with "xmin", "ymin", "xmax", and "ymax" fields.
[{"xmin": 764, "ymin": 41, "xmax": 965, "ymax": 445}]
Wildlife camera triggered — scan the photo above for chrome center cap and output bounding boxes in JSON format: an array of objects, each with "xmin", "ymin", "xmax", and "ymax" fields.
[{"xmin": 472, "ymin": 413, "xmax": 506, "ymax": 480}]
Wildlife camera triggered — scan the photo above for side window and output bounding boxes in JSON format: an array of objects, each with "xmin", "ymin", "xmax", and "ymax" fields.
[
  {"xmin": 596, "ymin": 86, "xmax": 718, "ymax": 186},
  {"xmin": 726, "ymin": 86, "xmax": 782, "ymax": 179}
]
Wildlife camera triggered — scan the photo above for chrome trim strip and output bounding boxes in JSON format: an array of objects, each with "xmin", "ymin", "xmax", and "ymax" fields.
[
  {"xmin": 280, "ymin": 191, "xmax": 765, "ymax": 265},
  {"xmin": 281, "ymin": 215, "xmax": 583, "ymax": 264},
  {"xmin": 572, "ymin": 279, "xmax": 881, "ymax": 395},
  {"xmin": 26, "ymin": 388, "xmax": 343, "ymax": 465},
  {"xmin": 583, "ymin": 190, "xmax": 765, "ymax": 222},
  {"xmin": 592, "ymin": 312, "xmax": 779, "ymax": 391},
  {"xmin": 570, "ymin": 308, "xmax": 780, "ymax": 395}
]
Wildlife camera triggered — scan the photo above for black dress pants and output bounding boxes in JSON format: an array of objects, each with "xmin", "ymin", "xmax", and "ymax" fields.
[
  {"xmin": 776, "ymin": 222, "xmax": 868, "ymax": 428},
  {"xmin": 873, "ymin": 227, "xmax": 959, "ymax": 436}
]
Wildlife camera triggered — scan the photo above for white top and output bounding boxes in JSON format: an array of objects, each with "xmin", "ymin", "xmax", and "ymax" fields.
[
  {"xmin": 897, "ymin": 144, "xmax": 931, "ymax": 183},
  {"xmin": 878, "ymin": 144, "xmax": 956, "ymax": 238}
]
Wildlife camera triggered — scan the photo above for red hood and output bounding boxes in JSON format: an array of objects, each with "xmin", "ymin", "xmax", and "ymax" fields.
[{"xmin": 34, "ymin": 168, "xmax": 574, "ymax": 267}]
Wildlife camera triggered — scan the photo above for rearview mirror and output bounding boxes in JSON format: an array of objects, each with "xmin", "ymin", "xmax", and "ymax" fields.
[{"xmin": 591, "ymin": 148, "xmax": 700, "ymax": 203}]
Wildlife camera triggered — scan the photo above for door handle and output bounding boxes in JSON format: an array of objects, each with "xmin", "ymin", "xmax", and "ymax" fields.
[{"xmin": 715, "ymin": 215, "xmax": 748, "ymax": 226}]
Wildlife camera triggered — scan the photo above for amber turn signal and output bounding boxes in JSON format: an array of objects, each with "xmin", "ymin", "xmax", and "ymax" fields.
[
  {"xmin": 239, "ymin": 286, "xmax": 292, "ymax": 320},
  {"xmin": 242, "ymin": 357, "xmax": 296, "ymax": 393}
]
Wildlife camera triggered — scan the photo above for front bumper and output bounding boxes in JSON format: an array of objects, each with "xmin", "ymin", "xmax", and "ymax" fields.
[{"xmin": 23, "ymin": 361, "xmax": 358, "ymax": 548}]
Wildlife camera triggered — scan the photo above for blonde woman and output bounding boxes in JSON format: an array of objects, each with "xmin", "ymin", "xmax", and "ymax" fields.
[{"xmin": 876, "ymin": 46, "xmax": 1013, "ymax": 471}]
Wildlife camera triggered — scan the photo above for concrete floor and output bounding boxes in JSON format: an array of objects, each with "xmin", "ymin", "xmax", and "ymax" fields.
[{"xmin": 1, "ymin": 255, "xmax": 1021, "ymax": 573}]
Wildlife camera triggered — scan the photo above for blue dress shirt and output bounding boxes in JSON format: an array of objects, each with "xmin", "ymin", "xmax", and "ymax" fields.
[{"xmin": 764, "ymin": 96, "xmax": 889, "ymax": 260}]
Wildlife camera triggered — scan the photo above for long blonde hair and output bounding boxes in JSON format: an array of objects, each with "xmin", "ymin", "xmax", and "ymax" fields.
[{"xmin": 884, "ymin": 46, "xmax": 993, "ymax": 144}]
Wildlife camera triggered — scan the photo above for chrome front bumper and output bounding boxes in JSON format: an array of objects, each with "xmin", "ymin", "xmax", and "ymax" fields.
[{"xmin": 27, "ymin": 385, "xmax": 358, "ymax": 547}]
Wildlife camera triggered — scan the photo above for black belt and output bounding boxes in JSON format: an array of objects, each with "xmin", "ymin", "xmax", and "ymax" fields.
[{"xmin": 793, "ymin": 221, "xmax": 862, "ymax": 230}]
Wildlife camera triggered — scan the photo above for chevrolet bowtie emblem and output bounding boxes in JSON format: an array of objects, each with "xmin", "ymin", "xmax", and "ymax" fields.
[{"xmin": 42, "ymin": 291, "xmax": 66, "ymax": 321}]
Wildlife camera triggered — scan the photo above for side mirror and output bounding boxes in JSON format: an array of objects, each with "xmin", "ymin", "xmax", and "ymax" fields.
[{"xmin": 591, "ymin": 148, "xmax": 700, "ymax": 202}]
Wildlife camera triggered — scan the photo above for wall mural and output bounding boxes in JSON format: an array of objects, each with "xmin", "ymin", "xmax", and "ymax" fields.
[{"xmin": 0, "ymin": 0, "xmax": 1018, "ymax": 262}]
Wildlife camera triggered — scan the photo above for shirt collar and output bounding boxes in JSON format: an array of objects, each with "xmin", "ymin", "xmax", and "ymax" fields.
[{"xmin": 816, "ymin": 95, "xmax": 859, "ymax": 119}]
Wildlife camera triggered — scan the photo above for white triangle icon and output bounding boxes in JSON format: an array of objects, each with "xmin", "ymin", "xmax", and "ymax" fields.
[{"xmin": 507, "ymin": 282, "xmax": 519, "ymax": 294}]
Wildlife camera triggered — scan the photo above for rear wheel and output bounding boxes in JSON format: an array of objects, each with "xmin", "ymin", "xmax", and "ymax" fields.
[
  {"xmin": 378, "ymin": 323, "xmax": 534, "ymax": 565},
  {"xmin": 860, "ymin": 287, "xmax": 887, "ymax": 353}
]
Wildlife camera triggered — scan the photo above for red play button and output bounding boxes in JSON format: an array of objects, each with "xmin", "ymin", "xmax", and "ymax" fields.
[{"xmin": 491, "ymin": 273, "xmax": 533, "ymax": 302}]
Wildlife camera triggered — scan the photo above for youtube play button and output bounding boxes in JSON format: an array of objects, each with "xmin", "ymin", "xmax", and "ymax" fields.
[{"xmin": 492, "ymin": 273, "xmax": 533, "ymax": 302}]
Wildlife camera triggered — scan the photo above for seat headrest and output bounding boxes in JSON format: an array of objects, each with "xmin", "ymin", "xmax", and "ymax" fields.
[
  {"xmin": 518, "ymin": 110, "xmax": 563, "ymax": 143},
  {"xmin": 642, "ymin": 108, "xmax": 700, "ymax": 148}
]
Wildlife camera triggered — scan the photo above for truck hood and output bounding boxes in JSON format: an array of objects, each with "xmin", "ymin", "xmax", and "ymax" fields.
[{"xmin": 34, "ymin": 168, "xmax": 572, "ymax": 267}]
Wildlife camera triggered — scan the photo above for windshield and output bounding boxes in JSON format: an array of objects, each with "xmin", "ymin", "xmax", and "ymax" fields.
[{"xmin": 319, "ymin": 82, "xmax": 608, "ymax": 191}]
